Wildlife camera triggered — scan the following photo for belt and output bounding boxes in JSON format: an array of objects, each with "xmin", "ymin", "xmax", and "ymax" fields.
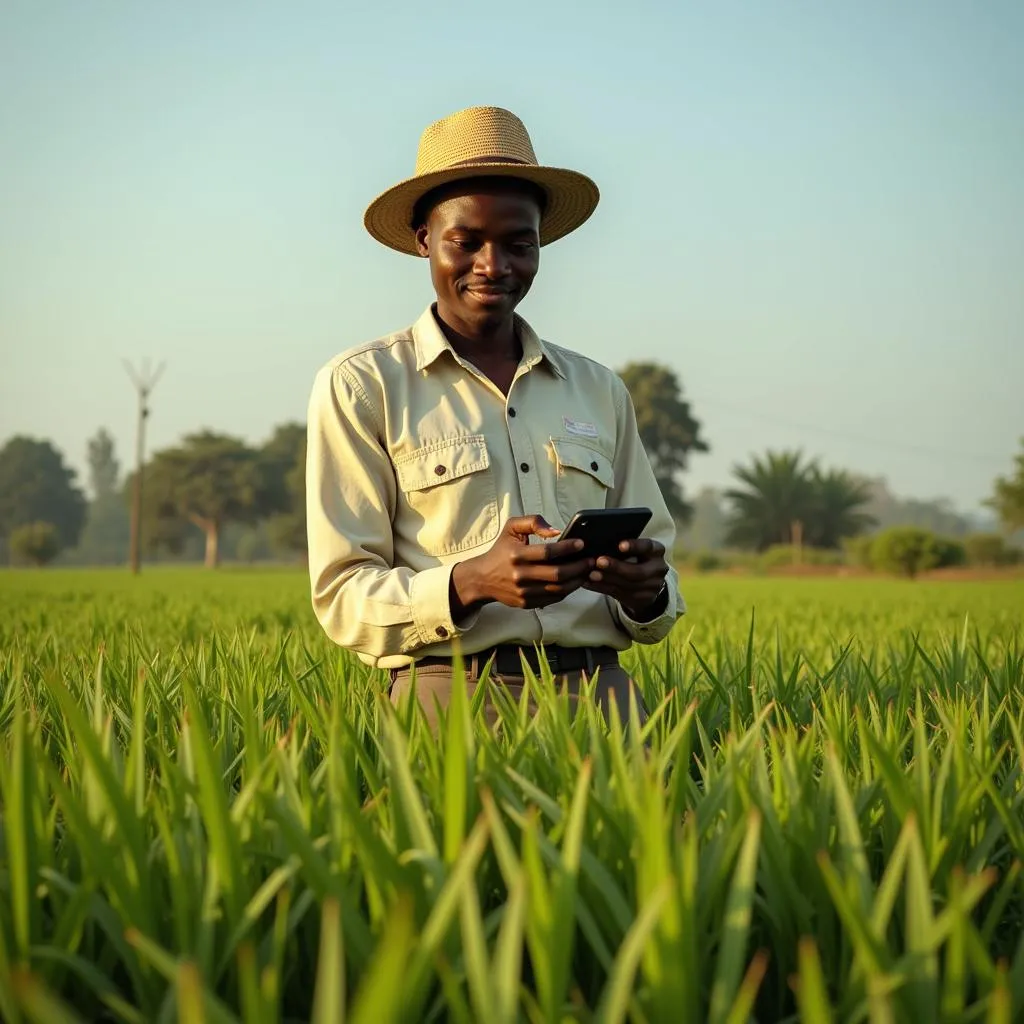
[{"xmin": 411, "ymin": 643, "xmax": 619, "ymax": 677}]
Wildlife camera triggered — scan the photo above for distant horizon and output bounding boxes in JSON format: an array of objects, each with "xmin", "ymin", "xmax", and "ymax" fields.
[
  {"xmin": 6, "ymin": 409, "xmax": 1005, "ymax": 529},
  {"xmin": 3, "ymin": 2, "xmax": 1021, "ymax": 516}
]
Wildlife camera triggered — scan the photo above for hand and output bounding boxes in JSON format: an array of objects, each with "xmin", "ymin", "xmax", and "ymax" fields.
[
  {"xmin": 450, "ymin": 514, "xmax": 594, "ymax": 617},
  {"xmin": 583, "ymin": 538, "xmax": 669, "ymax": 621}
]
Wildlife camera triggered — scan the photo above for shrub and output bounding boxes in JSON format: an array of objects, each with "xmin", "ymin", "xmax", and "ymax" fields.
[
  {"xmin": 758, "ymin": 545, "xmax": 843, "ymax": 570},
  {"xmin": 870, "ymin": 527, "xmax": 945, "ymax": 578},
  {"xmin": 694, "ymin": 551, "xmax": 724, "ymax": 572},
  {"xmin": 933, "ymin": 535, "xmax": 967, "ymax": 569},
  {"xmin": 964, "ymin": 533, "xmax": 1021, "ymax": 567},
  {"xmin": 9, "ymin": 520, "xmax": 61, "ymax": 567},
  {"xmin": 842, "ymin": 535, "xmax": 874, "ymax": 569}
]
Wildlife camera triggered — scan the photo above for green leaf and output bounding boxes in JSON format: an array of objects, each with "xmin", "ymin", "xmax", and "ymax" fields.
[
  {"xmin": 593, "ymin": 878, "xmax": 671, "ymax": 1024},
  {"xmin": 709, "ymin": 809, "xmax": 762, "ymax": 1024},
  {"xmin": 312, "ymin": 898, "xmax": 346, "ymax": 1024},
  {"xmin": 794, "ymin": 938, "xmax": 834, "ymax": 1024}
]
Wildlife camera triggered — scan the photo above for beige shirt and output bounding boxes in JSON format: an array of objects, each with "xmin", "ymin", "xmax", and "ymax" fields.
[{"xmin": 305, "ymin": 304, "xmax": 685, "ymax": 669}]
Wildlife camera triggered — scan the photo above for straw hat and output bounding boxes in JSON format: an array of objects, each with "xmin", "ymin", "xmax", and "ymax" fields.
[{"xmin": 363, "ymin": 106, "xmax": 600, "ymax": 256}]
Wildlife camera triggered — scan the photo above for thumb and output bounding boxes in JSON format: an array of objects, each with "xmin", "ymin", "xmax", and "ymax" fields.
[{"xmin": 506, "ymin": 514, "xmax": 560, "ymax": 539}]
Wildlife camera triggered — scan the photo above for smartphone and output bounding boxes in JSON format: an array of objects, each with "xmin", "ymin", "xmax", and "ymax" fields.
[{"xmin": 556, "ymin": 506, "xmax": 653, "ymax": 559}]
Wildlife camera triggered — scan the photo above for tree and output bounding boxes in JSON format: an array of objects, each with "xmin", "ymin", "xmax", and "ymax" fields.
[
  {"xmin": 858, "ymin": 476, "xmax": 975, "ymax": 536},
  {"xmin": 87, "ymin": 428, "xmax": 120, "ymax": 500},
  {"xmin": 616, "ymin": 362, "xmax": 708, "ymax": 524},
  {"xmin": 677, "ymin": 487, "xmax": 727, "ymax": 552},
  {"xmin": 870, "ymin": 526, "xmax": 942, "ymax": 578},
  {"xmin": 10, "ymin": 521, "xmax": 60, "ymax": 566},
  {"xmin": 71, "ymin": 428, "xmax": 131, "ymax": 565},
  {"xmin": 986, "ymin": 438, "xmax": 1024, "ymax": 535},
  {"xmin": 139, "ymin": 431, "xmax": 264, "ymax": 568},
  {"xmin": 724, "ymin": 450, "xmax": 817, "ymax": 551},
  {"xmin": 258, "ymin": 422, "xmax": 307, "ymax": 557},
  {"xmin": 805, "ymin": 468, "xmax": 876, "ymax": 548},
  {"xmin": 964, "ymin": 533, "xmax": 1020, "ymax": 567},
  {"xmin": 0, "ymin": 436, "xmax": 87, "ymax": 556},
  {"xmin": 725, "ymin": 450, "xmax": 874, "ymax": 552}
]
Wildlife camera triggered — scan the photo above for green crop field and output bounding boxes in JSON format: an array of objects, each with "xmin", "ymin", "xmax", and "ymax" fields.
[{"xmin": 1, "ymin": 569, "xmax": 1022, "ymax": 1024}]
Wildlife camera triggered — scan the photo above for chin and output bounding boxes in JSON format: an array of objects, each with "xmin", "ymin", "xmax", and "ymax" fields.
[
  {"xmin": 481, "ymin": 309, "xmax": 516, "ymax": 333},
  {"xmin": 459, "ymin": 298, "xmax": 514, "ymax": 327}
]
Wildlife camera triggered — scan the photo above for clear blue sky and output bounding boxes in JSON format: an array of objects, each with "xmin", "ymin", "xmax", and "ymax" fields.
[{"xmin": 2, "ymin": 0, "xmax": 1021, "ymax": 513}]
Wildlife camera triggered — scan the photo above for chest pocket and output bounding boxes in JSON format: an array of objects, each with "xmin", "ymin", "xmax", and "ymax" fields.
[
  {"xmin": 393, "ymin": 434, "xmax": 499, "ymax": 557},
  {"xmin": 549, "ymin": 437, "xmax": 616, "ymax": 526}
]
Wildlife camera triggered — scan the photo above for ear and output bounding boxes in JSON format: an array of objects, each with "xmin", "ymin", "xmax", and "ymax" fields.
[{"xmin": 414, "ymin": 223, "xmax": 430, "ymax": 257}]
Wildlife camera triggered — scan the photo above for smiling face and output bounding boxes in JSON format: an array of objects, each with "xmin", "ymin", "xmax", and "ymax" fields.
[{"xmin": 414, "ymin": 177, "xmax": 545, "ymax": 338}]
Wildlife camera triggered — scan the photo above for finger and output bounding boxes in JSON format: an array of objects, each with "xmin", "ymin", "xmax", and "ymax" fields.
[
  {"xmin": 590, "ymin": 558, "xmax": 665, "ymax": 583},
  {"xmin": 614, "ymin": 538, "xmax": 665, "ymax": 560},
  {"xmin": 505, "ymin": 514, "xmax": 561, "ymax": 540},
  {"xmin": 588, "ymin": 567, "xmax": 666, "ymax": 596},
  {"xmin": 583, "ymin": 579, "xmax": 662, "ymax": 603},
  {"xmin": 519, "ymin": 557, "xmax": 595, "ymax": 585},
  {"xmin": 515, "ymin": 538, "xmax": 585, "ymax": 563}
]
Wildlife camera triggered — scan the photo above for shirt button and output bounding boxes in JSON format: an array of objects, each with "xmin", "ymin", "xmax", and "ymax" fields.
[
  {"xmin": 590, "ymin": 460, "xmax": 599, "ymax": 471},
  {"xmin": 434, "ymin": 465, "xmax": 446, "ymax": 476},
  {"xmin": 508, "ymin": 407, "xmax": 517, "ymax": 417},
  {"xmin": 520, "ymin": 462, "xmax": 530, "ymax": 473},
  {"xmin": 435, "ymin": 626, "xmax": 448, "ymax": 638}
]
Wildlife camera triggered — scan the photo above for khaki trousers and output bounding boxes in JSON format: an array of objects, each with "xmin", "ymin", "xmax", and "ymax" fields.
[{"xmin": 387, "ymin": 661, "xmax": 648, "ymax": 733}]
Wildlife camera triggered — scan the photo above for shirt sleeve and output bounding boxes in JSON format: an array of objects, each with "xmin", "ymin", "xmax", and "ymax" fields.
[
  {"xmin": 605, "ymin": 376, "xmax": 686, "ymax": 645},
  {"xmin": 305, "ymin": 361, "xmax": 480, "ymax": 662}
]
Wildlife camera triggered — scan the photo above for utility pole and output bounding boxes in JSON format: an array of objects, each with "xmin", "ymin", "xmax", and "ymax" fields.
[{"xmin": 124, "ymin": 359, "xmax": 164, "ymax": 574}]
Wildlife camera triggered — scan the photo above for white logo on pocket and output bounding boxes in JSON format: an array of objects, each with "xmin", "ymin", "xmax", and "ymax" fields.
[{"xmin": 563, "ymin": 417, "xmax": 599, "ymax": 438}]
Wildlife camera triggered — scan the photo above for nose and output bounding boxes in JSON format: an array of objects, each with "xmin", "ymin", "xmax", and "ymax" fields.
[{"xmin": 473, "ymin": 242, "xmax": 511, "ymax": 280}]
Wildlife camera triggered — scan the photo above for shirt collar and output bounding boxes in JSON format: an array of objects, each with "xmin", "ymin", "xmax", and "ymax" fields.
[{"xmin": 412, "ymin": 304, "xmax": 567, "ymax": 380}]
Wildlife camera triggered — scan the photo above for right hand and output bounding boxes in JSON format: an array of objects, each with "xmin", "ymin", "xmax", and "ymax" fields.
[{"xmin": 450, "ymin": 514, "xmax": 595, "ymax": 616}]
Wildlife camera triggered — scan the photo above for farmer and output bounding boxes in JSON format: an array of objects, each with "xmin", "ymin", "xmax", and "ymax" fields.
[{"xmin": 305, "ymin": 106, "xmax": 684, "ymax": 729}]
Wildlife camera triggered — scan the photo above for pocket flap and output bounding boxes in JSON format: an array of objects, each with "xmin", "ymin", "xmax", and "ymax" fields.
[
  {"xmin": 394, "ymin": 435, "xmax": 490, "ymax": 493},
  {"xmin": 550, "ymin": 438, "xmax": 615, "ymax": 489}
]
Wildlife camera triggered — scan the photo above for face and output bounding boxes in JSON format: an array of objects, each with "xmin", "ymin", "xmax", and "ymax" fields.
[{"xmin": 414, "ymin": 182, "xmax": 542, "ymax": 336}]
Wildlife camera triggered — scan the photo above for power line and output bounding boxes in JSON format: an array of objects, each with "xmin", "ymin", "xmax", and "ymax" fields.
[{"xmin": 692, "ymin": 394, "xmax": 1009, "ymax": 467}]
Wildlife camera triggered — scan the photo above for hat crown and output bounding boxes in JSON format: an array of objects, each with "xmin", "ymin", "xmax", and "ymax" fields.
[{"xmin": 414, "ymin": 106, "xmax": 539, "ymax": 176}]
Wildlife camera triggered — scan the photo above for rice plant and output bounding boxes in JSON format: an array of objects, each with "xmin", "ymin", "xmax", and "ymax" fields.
[{"xmin": 0, "ymin": 570, "xmax": 1021, "ymax": 1022}]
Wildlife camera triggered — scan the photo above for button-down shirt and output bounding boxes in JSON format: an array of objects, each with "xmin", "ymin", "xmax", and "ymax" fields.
[{"xmin": 305, "ymin": 304, "xmax": 685, "ymax": 669}]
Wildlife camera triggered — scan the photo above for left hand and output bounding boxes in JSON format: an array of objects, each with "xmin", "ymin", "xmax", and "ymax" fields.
[{"xmin": 582, "ymin": 538, "xmax": 670, "ymax": 620}]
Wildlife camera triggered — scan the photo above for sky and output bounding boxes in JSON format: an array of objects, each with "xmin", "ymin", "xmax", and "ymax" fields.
[{"xmin": 2, "ymin": 0, "xmax": 1022, "ymax": 514}]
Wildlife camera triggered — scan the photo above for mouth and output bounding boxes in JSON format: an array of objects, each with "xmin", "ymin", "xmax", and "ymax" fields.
[{"xmin": 465, "ymin": 286, "xmax": 513, "ymax": 306}]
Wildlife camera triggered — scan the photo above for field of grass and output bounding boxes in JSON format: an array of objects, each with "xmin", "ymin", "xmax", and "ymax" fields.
[{"xmin": 1, "ymin": 569, "xmax": 1023, "ymax": 1023}]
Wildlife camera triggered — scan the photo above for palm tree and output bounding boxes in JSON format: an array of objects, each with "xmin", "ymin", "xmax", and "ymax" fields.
[
  {"xmin": 806, "ymin": 469, "xmax": 876, "ymax": 548},
  {"xmin": 725, "ymin": 451, "xmax": 876, "ymax": 552},
  {"xmin": 724, "ymin": 450, "xmax": 818, "ymax": 551}
]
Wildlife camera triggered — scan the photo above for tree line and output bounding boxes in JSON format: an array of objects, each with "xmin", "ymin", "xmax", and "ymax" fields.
[
  {"xmin": 1, "ymin": 361, "xmax": 1022, "ymax": 570},
  {"xmin": 0, "ymin": 423, "xmax": 307, "ymax": 569}
]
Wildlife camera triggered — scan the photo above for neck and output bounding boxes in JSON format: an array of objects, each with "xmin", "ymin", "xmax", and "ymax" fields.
[{"xmin": 433, "ymin": 303, "xmax": 520, "ymax": 363}]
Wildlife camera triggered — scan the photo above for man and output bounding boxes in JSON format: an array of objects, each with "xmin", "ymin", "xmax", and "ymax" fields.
[{"xmin": 305, "ymin": 105, "xmax": 685, "ymax": 729}]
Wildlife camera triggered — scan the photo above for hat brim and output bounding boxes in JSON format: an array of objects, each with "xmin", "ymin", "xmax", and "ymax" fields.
[{"xmin": 363, "ymin": 163, "xmax": 600, "ymax": 256}]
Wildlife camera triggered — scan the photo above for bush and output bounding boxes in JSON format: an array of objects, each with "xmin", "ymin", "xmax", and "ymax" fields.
[
  {"xmin": 759, "ymin": 544, "xmax": 844, "ymax": 570},
  {"xmin": 694, "ymin": 551, "xmax": 724, "ymax": 572},
  {"xmin": 932, "ymin": 536, "xmax": 967, "ymax": 569},
  {"xmin": 964, "ymin": 533, "xmax": 1021, "ymax": 567},
  {"xmin": 842, "ymin": 535, "xmax": 874, "ymax": 569},
  {"xmin": 9, "ymin": 521, "xmax": 61, "ymax": 567},
  {"xmin": 870, "ymin": 527, "xmax": 943, "ymax": 578}
]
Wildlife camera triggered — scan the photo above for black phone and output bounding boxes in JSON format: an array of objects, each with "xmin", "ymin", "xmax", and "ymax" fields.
[{"xmin": 556, "ymin": 506, "xmax": 653, "ymax": 559}]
